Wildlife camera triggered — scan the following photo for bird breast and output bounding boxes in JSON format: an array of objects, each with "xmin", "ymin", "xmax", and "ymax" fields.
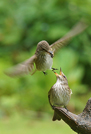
[
  {"xmin": 50, "ymin": 81, "xmax": 71, "ymax": 107},
  {"xmin": 44, "ymin": 53, "xmax": 53, "ymax": 70},
  {"xmin": 35, "ymin": 53, "xmax": 53, "ymax": 71}
]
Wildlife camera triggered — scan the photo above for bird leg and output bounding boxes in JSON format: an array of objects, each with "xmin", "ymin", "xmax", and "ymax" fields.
[
  {"xmin": 43, "ymin": 71, "xmax": 47, "ymax": 75},
  {"xmin": 64, "ymin": 106, "xmax": 69, "ymax": 112}
]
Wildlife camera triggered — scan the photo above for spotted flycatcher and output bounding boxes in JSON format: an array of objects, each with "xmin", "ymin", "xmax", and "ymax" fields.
[
  {"xmin": 5, "ymin": 20, "xmax": 88, "ymax": 77},
  {"xmin": 48, "ymin": 68, "xmax": 72, "ymax": 121}
]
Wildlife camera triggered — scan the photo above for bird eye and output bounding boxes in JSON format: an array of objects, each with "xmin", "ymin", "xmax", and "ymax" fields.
[
  {"xmin": 42, "ymin": 48, "xmax": 46, "ymax": 51},
  {"xmin": 40, "ymin": 46, "xmax": 46, "ymax": 51},
  {"xmin": 63, "ymin": 75, "xmax": 66, "ymax": 78}
]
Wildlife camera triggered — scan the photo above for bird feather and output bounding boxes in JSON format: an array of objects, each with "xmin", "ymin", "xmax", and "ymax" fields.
[
  {"xmin": 50, "ymin": 20, "xmax": 88, "ymax": 54},
  {"xmin": 4, "ymin": 55, "xmax": 37, "ymax": 77}
]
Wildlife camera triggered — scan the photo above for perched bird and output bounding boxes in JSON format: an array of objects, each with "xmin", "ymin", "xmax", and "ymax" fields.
[
  {"xmin": 5, "ymin": 20, "xmax": 88, "ymax": 77},
  {"xmin": 48, "ymin": 68, "xmax": 72, "ymax": 121}
]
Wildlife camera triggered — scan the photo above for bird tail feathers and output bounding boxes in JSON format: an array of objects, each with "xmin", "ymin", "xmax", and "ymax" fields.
[{"xmin": 52, "ymin": 110, "xmax": 61, "ymax": 121}]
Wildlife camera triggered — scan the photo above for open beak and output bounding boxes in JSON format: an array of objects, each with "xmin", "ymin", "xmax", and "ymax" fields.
[
  {"xmin": 54, "ymin": 72, "xmax": 59, "ymax": 77},
  {"xmin": 48, "ymin": 51, "xmax": 54, "ymax": 58},
  {"xmin": 53, "ymin": 67, "xmax": 62, "ymax": 76}
]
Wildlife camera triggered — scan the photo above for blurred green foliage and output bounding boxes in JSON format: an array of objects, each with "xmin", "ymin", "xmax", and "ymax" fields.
[{"xmin": 0, "ymin": 0, "xmax": 91, "ymax": 119}]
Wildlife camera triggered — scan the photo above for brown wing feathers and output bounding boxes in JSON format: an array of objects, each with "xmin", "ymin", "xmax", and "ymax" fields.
[
  {"xmin": 4, "ymin": 55, "xmax": 37, "ymax": 77},
  {"xmin": 50, "ymin": 20, "xmax": 88, "ymax": 53}
]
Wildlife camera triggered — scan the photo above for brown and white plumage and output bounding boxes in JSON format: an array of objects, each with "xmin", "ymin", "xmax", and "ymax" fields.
[
  {"xmin": 5, "ymin": 20, "xmax": 88, "ymax": 77},
  {"xmin": 48, "ymin": 68, "xmax": 72, "ymax": 121},
  {"xmin": 5, "ymin": 41, "xmax": 53, "ymax": 77}
]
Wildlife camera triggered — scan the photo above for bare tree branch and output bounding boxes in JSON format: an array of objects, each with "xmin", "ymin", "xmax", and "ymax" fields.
[{"xmin": 53, "ymin": 98, "xmax": 91, "ymax": 134}]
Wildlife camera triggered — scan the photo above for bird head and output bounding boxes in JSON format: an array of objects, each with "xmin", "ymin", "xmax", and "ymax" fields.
[
  {"xmin": 54, "ymin": 68, "xmax": 68, "ymax": 84},
  {"xmin": 35, "ymin": 40, "xmax": 54, "ymax": 58}
]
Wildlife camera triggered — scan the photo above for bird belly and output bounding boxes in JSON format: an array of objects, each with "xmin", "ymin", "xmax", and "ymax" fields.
[
  {"xmin": 50, "ymin": 84, "xmax": 71, "ymax": 107},
  {"xmin": 35, "ymin": 53, "xmax": 53, "ymax": 71},
  {"xmin": 43, "ymin": 53, "xmax": 53, "ymax": 71}
]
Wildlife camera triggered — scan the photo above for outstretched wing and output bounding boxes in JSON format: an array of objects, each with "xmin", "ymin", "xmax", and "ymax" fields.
[
  {"xmin": 50, "ymin": 20, "xmax": 88, "ymax": 54},
  {"xmin": 4, "ymin": 55, "xmax": 37, "ymax": 77}
]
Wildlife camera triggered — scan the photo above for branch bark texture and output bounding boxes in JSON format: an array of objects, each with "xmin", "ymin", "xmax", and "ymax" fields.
[{"xmin": 53, "ymin": 98, "xmax": 91, "ymax": 134}]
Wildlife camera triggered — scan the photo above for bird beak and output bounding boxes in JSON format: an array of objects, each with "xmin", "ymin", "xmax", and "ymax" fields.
[
  {"xmin": 54, "ymin": 71, "xmax": 59, "ymax": 77},
  {"xmin": 54, "ymin": 68, "xmax": 62, "ymax": 76},
  {"xmin": 60, "ymin": 68, "xmax": 62, "ymax": 75},
  {"xmin": 48, "ymin": 51, "xmax": 54, "ymax": 58}
]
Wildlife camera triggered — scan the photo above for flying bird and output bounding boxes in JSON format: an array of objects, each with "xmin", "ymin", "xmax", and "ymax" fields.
[
  {"xmin": 5, "ymin": 20, "xmax": 88, "ymax": 77},
  {"xmin": 48, "ymin": 68, "xmax": 72, "ymax": 121}
]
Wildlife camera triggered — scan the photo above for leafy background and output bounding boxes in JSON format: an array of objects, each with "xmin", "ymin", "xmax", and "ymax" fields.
[{"xmin": 0, "ymin": 0, "xmax": 91, "ymax": 133}]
